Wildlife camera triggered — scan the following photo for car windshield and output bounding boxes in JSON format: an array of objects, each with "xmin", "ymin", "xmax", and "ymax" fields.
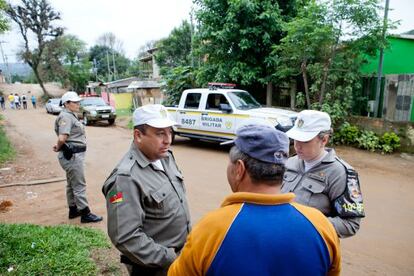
[
  {"xmin": 50, "ymin": 99, "xmax": 61, "ymax": 105},
  {"xmin": 227, "ymin": 91, "xmax": 261, "ymax": 110},
  {"xmin": 81, "ymin": 97, "xmax": 106, "ymax": 106}
]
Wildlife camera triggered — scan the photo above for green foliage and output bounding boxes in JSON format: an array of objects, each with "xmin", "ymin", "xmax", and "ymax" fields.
[
  {"xmin": 162, "ymin": 66, "xmax": 196, "ymax": 106},
  {"xmin": 295, "ymin": 92, "xmax": 306, "ymax": 109},
  {"xmin": 6, "ymin": 0, "xmax": 64, "ymax": 98},
  {"xmin": 356, "ymin": 130, "xmax": 380, "ymax": 152},
  {"xmin": 194, "ymin": 0, "xmax": 300, "ymax": 86},
  {"xmin": 334, "ymin": 122, "xmax": 400, "ymax": 154},
  {"xmin": 155, "ymin": 20, "xmax": 193, "ymax": 75},
  {"xmin": 41, "ymin": 35, "xmax": 92, "ymax": 91},
  {"xmin": 89, "ymin": 45, "xmax": 131, "ymax": 82},
  {"xmin": 275, "ymin": 0, "xmax": 384, "ymax": 119},
  {"xmin": 0, "ymin": 223, "xmax": 111, "ymax": 275},
  {"xmin": 0, "ymin": 115, "xmax": 15, "ymax": 164},
  {"xmin": 333, "ymin": 122, "xmax": 360, "ymax": 145},
  {"xmin": 379, "ymin": 132, "xmax": 400, "ymax": 153},
  {"xmin": 0, "ymin": 0, "xmax": 9, "ymax": 33}
]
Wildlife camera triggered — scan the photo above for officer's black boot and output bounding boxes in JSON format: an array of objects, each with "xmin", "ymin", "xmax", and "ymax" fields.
[
  {"xmin": 68, "ymin": 206, "xmax": 81, "ymax": 219},
  {"xmin": 80, "ymin": 207, "xmax": 103, "ymax": 223}
]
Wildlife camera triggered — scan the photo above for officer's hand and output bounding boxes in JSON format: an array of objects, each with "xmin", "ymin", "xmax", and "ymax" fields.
[{"xmin": 53, "ymin": 145, "xmax": 59, "ymax": 152}]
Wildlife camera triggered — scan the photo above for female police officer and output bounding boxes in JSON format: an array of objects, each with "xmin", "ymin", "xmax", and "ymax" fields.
[
  {"xmin": 281, "ymin": 110, "xmax": 364, "ymax": 238},
  {"xmin": 53, "ymin": 91, "xmax": 102, "ymax": 223}
]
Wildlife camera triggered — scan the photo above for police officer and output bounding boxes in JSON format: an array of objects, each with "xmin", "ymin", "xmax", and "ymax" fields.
[
  {"xmin": 102, "ymin": 104, "xmax": 191, "ymax": 276},
  {"xmin": 281, "ymin": 110, "xmax": 365, "ymax": 238},
  {"xmin": 53, "ymin": 91, "xmax": 103, "ymax": 223}
]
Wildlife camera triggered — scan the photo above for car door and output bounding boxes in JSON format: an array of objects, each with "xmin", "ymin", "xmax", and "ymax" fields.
[
  {"xmin": 200, "ymin": 93, "xmax": 236, "ymax": 136},
  {"xmin": 176, "ymin": 92, "xmax": 202, "ymax": 133}
]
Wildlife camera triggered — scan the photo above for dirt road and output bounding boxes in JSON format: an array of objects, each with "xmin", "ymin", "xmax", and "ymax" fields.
[{"xmin": 1, "ymin": 107, "xmax": 413, "ymax": 275}]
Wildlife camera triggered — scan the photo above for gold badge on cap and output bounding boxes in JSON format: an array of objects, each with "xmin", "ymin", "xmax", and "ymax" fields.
[{"xmin": 297, "ymin": 119, "xmax": 304, "ymax": 128}]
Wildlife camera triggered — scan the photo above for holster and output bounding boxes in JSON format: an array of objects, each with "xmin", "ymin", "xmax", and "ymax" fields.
[{"xmin": 61, "ymin": 143, "xmax": 86, "ymax": 160}]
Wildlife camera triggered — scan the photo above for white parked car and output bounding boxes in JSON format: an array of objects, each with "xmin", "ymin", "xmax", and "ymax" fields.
[
  {"xmin": 166, "ymin": 83, "xmax": 297, "ymax": 143},
  {"xmin": 45, "ymin": 98, "xmax": 62, "ymax": 114}
]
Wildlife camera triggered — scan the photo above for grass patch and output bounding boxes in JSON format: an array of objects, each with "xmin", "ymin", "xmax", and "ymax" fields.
[
  {"xmin": 116, "ymin": 108, "xmax": 133, "ymax": 117},
  {"xmin": 0, "ymin": 223, "xmax": 115, "ymax": 275},
  {"xmin": 0, "ymin": 115, "xmax": 15, "ymax": 164}
]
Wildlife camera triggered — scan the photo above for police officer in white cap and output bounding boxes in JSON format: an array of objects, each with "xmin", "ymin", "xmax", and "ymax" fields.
[
  {"xmin": 53, "ymin": 91, "xmax": 103, "ymax": 223},
  {"xmin": 281, "ymin": 110, "xmax": 365, "ymax": 238},
  {"xmin": 102, "ymin": 104, "xmax": 191, "ymax": 275}
]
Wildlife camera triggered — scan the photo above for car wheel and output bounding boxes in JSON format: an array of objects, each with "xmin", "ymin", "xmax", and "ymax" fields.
[
  {"xmin": 83, "ymin": 114, "xmax": 89, "ymax": 125},
  {"xmin": 108, "ymin": 118, "xmax": 115, "ymax": 125}
]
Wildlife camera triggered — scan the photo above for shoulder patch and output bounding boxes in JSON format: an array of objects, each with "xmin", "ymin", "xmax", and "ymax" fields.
[
  {"xmin": 108, "ymin": 190, "xmax": 123, "ymax": 204},
  {"xmin": 58, "ymin": 119, "xmax": 67, "ymax": 126}
]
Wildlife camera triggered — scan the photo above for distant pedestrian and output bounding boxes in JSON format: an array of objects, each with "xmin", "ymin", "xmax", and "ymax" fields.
[
  {"xmin": 8, "ymin": 94, "xmax": 14, "ymax": 109},
  {"xmin": 21, "ymin": 94, "xmax": 28, "ymax": 109},
  {"xmin": 30, "ymin": 91, "xmax": 37, "ymax": 109},
  {"xmin": 14, "ymin": 93, "xmax": 20, "ymax": 109},
  {"xmin": 0, "ymin": 94, "xmax": 5, "ymax": 111}
]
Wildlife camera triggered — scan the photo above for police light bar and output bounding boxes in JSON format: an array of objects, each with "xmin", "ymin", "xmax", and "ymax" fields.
[{"xmin": 208, "ymin": 82, "xmax": 236, "ymax": 89}]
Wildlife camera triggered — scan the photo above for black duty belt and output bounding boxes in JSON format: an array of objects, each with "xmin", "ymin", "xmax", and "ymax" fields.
[{"xmin": 61, "ymin": 143, "xmax": 86, "ymax": 160}]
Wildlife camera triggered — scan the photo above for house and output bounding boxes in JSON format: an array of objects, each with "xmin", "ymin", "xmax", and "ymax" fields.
[
  {"xmin": 360, "ymin": 34, "xmax": 414, "ymax": 122},
  {"xmin": 99, "ymin": 48, "xmax": 163, "ymax": 112}
]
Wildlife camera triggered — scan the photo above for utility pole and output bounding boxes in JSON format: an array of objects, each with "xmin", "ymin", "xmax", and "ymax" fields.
[
  {"xmin": 189, "ymin": 7, "xmax": 194, "ymax": 68},
  {"xmin": 93, "ymin": 58, "xmax": 98, "ymax": 81},
  {"xmin": 0, "ymin": 41, "xmax": 12, "ymax": 83},
  {"xmin": 112, "ymin": 51, "xmax": 117, "ymax": 80},
  {"xmin": 106, "ymin": 51, "xmax": 111, "ymax": 82},
  {"xmin": 374, "ymin": 0, "xmax": 390, "ymax": 118}
]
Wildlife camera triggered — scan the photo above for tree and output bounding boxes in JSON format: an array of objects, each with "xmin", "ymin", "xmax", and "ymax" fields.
[
  {"xmin": 155, "ymin": 20, "xmax": 193, "ymax": 74},
  {"xmin": 161, "ymin": 66, "xmax": 196, "ymax": 105},
  {"xmin": 89, "ymin": 45, "xmax": 130, "ymax": 81},
  {"xmin": 0, "ymin": 0, "xmax": 9, "ymax": 33},
  {"xmin": 6, "ymin": 0, "xmax": 63, "ymax": 98},
  {"xmin": 194, "ymin": 0, "xmax": 302, "ymax": 105},
  {"xmin": 136, "ymin": 40, "xmax": 158, "ymax": 58},
  {"xmin": 96, "ymin": 32, "xmax": 125, "ymax": 54},
  {"xmin": 275, "ymin": 0, "xmax": 385, "ymax": 124},
  {"xmin": 41, "ymin": 35, "xmax": 91, "ymax": 91}
]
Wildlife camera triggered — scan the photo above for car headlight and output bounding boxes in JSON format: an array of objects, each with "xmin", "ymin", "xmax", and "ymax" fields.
[
  {"xmin": 111, "ymin": 106, "xmax": 116, "ymax": 114},
  {"xmin": 90, "ymin": 110, "xmax": 97, "ymax": 116}
]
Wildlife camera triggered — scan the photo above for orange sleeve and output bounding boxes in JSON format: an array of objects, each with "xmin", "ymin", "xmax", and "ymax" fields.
[{"xmin": 168, "ymin": 204, "xmax": 242, "ymax": 276}]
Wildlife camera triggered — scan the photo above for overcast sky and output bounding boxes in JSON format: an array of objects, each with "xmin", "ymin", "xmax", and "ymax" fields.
[{"xmin": 1, "ymin": 0, "xmax": 413, "ymax": 63}]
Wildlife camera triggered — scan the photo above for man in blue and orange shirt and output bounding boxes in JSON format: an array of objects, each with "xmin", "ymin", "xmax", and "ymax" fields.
[{"xmin": 169, "ymin": 124, "xmax": 341, "ymax": 276}]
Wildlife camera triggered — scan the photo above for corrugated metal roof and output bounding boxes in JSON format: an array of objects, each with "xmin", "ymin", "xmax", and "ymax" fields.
[
  {"xmin": 128, "ymin": 80, "xmax": 161, "ymax": 89},
  {"xmin": 104, "ymin": 77, "xmax": 140, "ymax": 88}
]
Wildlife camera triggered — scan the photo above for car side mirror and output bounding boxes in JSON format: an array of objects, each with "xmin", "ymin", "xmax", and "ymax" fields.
[{"xmin": 219, "ymin": 103, "xmax": 232, "ymax": 113}]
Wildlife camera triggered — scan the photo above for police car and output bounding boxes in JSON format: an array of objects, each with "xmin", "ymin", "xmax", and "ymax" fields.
[{"xmin": 166, "ymin": 83, "xmax": 297, "ymax": 142}]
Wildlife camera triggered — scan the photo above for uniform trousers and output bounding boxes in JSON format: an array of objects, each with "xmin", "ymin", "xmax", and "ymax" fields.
[{"xmin": 58, "ymin": 151, "xmax": 89, "ymax": 210}]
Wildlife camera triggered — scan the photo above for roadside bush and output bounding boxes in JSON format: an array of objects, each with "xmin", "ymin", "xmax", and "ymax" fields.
[
  {"xmin": 0, "ymin": 115, "xmax": 15, "ymax": 164},
  {"xmin": 333, "ymin": 122, "xmax": 359, "ymax": 145},
  {"xmin": 379, "ymin": 132, "xmax": 400, "ymax": 154},
  {"xmin": 356, "ymin": 130, "xmax": 380, "ymax": 152},
  {"xmin": 334, "ymin": 122, "xmax": 401, "ymax": 154}
]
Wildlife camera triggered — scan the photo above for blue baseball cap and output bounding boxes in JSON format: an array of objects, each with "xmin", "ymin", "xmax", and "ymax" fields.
[{"xmin": 222, "ymin": 124, "xmax": 289, "ymax": 164}]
